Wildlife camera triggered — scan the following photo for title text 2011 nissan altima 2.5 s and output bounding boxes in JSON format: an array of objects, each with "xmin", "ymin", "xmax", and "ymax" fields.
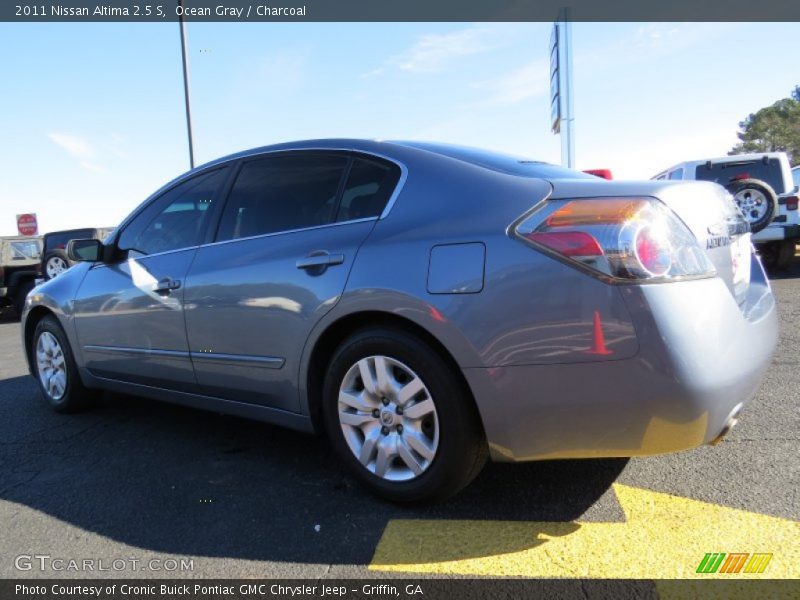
[{"xmin": 21, "ymin": 140, "xmax": 778, "ymax": 502}]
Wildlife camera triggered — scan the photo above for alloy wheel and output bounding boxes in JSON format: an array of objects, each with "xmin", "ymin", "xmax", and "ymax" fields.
[
  {"xmin": 733, "ymin": 188, "xmax": 768, "ymax": 222},
  {"xmin": 46, "ymin": 256, "xmax": 68, "ymax": 279},
  {"xmin": 36, "ymin": 331, "xmax": 67, "ymax": 401},
  {"xmin": 337, "ymin": 355, "xmax": 439, "ymax": 481}
]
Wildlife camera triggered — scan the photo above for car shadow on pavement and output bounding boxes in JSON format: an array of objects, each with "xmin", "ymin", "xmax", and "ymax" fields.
[{"xmin": 0, "ymin": 375, "xmax": 627, "ymax": 566}]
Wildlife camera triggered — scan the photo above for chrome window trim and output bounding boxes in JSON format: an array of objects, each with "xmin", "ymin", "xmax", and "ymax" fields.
[
  {"xmin": 99, "ymin": 146, "xmax": 408, "ymax": 261},
  {"xmin": 203, "ymin": 216, "xmax": 379, "ymax": 250},
  {"xmin": 88, "ymin": 244, "xmax": 201, "ymax": 267},
  {"xmin": 93, "ymin": 216, "xmax": 381, "ymax": 262}
]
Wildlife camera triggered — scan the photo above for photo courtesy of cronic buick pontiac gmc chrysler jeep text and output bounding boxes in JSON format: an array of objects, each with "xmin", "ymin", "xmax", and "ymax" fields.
[{"xmin": 20, "ymin": 140, "xmax": 778, "ymax": 502}]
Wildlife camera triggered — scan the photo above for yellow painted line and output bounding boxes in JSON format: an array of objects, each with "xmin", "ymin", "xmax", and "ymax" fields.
[{"xmin": 369, "ymin": 484, "xmax": 800, "ymax": 579}]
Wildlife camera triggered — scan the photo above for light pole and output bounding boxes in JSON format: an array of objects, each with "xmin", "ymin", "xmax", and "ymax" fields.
[
  {"xmin": 550, "ymin": 8, "xmax": 575, "ymax": 168},
  {"xmin": 178, "ymin": 0, "xmax": 195, "ymax": 169},
  {"xmin": 559, "ymin": 8, "xmax": 575, "ymax": 169}
]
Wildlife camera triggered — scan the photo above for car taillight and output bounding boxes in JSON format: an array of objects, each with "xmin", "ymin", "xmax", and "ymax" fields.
[
  {"xmin": 785, "ymin": 195, "xmax": 799, "ymax": 211},
  {"xmin": 513, "ymin": 197, "xmax": 715, "ymax": 282}
]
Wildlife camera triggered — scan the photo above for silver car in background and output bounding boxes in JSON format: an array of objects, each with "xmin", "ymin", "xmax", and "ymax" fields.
[{"xmin": 21, "ymin": 140, "xmax": 778, "ymax": 502}]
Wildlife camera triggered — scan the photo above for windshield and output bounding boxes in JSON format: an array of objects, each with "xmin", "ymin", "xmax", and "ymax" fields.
[{"xmin": 10, "ymin": 240, "xmax": 41, "ymax": 260}]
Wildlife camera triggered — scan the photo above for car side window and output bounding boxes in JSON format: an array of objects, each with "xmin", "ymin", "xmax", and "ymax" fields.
[
  {"xmin": 335, "ymin": 157, "xmax": 401, "ymax": 222},
  {"xmin": 118, "ymin": 169, "xmax": 227, "ymax": 257},
  {"xmin": 668, "ymin": 168, "xmax": 684, "ymax": 180},
  {"xmin": 216, "ymin": 153, "xmax": 349, "ymax": 241}
]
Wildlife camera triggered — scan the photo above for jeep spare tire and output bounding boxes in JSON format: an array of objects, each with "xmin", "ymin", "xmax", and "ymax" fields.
[
  {"xmin": 43, "ymin": 250, "xmax": 70, "ymax": 280},
  {"xmin": 726, "ymin": 178, "xmax": 777, "ymax": 234}
]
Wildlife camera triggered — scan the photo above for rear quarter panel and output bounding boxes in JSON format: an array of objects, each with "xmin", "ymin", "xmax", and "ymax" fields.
[{"xmin": 299, "ymin": 153, "xmax": 640, "ymax": 416}]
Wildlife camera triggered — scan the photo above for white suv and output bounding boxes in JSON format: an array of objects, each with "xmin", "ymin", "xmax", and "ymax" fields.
[{"xmin": 653, "ymin": 153, "xmax": 799, "ymax": 270}]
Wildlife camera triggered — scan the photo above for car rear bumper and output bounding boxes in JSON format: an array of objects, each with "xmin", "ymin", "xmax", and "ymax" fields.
[
  {"xmin": 464, "ymin": 254, "xmax": 778, "ymax": 462},
  {"xmin": 753, "ymin": 224, "xmax": 800, "ymax": 242}
]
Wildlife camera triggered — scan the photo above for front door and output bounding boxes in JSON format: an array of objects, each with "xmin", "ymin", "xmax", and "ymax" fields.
[{"xmin": 73, "ymin": 168, "xmax": 229, "ymax": 389}]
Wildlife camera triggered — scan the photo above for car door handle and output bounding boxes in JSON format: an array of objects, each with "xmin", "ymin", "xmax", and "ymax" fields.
[
  {"xmin": 153, "ymin": 278, "xmax": 181, "ymax": 294},
  {"xmin": 296, "ymin": 253, "xmax": 345, "ymax": 270}
]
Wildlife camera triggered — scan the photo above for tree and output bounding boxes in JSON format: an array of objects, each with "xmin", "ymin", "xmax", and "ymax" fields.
[{"xmin": 729, "ymin": 86, "xmax": 800, "ymax": 164}]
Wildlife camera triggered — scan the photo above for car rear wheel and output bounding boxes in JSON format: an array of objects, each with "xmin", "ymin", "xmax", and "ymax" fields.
[
  {"xmin": 726, "ymin": 179, "xmax": 777, "ymax": 234},
  {"xmin": 44, "ymin": 251, "xmax": 70, "ymax": 280},
  {"xmin": 322, "ymin": 327, "xmax": 487, "ymax": 503},
  {"xmin": 32, "ymin": 316, "xmax": 97, "ymax": 413}
]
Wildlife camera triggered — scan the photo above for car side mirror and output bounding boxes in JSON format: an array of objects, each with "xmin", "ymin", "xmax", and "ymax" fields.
[{"xmin": 67, "ymin": 239, "xmax": 103, "ymax": 262}]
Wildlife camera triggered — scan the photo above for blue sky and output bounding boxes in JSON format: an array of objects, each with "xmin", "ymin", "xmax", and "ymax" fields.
[{"xmin": 1, "ymin": 21, "xmax": 798, "ymax": 235}]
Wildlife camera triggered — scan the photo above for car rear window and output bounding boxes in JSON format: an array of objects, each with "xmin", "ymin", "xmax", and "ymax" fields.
[
  {"xmin": 695, "ymin": 159, "xmax": 786, "ymax": 194},
  {"xmin": 397, "ymin": 141, "xmax": 595, "ymax": 180},
  {"xmin": 45, "ymin": 229, "xmax": 94, "ymax": 252}
]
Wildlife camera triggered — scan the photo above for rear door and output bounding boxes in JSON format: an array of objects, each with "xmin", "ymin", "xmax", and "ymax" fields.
[
  {"xmin": 183, "ymin": 151, "xmax": 401, "ymax": 411},
  {"xmin": 73, "ymin": 168, "xmax": 229, "ymax": 388}
]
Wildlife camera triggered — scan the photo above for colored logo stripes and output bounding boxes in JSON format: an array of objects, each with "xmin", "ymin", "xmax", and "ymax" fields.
[{"xmin": 696, "ymin": 553, "xmax": 772, "ymax": 574}]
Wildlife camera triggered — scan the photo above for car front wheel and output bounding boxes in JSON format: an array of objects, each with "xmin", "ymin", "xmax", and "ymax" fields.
[
  {"xmin": 32, "ymin": 315, "xmax": 97, "ymax": 412},
  {"xmin": 322, "ymin": 327, "xmax": 487, "ymax": 503}
]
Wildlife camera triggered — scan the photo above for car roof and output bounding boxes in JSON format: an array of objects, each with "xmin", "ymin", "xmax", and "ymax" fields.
[
  {"xmin": 197, "ymin": 139, "xmax": 407, "ymax": 169},
  {"xmin": 194, "ymin": 138, "xmax": 590, "ymax": 180}
]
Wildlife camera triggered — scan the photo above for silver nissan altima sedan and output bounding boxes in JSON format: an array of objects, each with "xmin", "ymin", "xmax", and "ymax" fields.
[{"xmin": 21, "ymin": 139, "xmax": 778, "ymax": 502}]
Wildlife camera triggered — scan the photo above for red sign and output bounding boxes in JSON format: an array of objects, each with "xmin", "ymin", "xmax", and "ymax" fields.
[{"xmin": 16, "ymin": 213, "xmax": 38, "ymax": 236}]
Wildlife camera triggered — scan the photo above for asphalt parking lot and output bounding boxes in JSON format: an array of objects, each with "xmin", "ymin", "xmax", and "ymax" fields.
[{"xmin": 0, "ymin": 263, "xmax": 798, "ymax": 585}]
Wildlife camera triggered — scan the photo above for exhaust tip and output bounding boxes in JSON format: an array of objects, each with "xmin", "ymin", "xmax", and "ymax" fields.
[{"xmin": 708, "ymin": 405, "xmax": 743, "ymax": 446}]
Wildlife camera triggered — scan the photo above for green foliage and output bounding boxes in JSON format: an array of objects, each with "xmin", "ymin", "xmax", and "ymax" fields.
[{"xmin": 729, "ymin": 86, "xmax": 800, "ymax": 164}]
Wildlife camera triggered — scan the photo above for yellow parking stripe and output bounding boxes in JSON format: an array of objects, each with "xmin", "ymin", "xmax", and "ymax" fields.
[{"xmin": 369, "ymin": 484, "xmax": 799, "ymax": 579}]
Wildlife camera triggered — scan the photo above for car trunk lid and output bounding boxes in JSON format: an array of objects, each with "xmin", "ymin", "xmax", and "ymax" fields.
[{"xmin": 655, "ymin": 182, "xmax": 752, "ymax": 304}]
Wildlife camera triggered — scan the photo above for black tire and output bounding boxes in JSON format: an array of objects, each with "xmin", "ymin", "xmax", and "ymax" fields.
[
  {"xmin": 775, "ymin": 239, "xmax": 796, "ymax": 271},
  {"xmin": 725, "ymin": 179, "xmax": 777, "ymax": 234},
  {"xmin": 43, "ymin": 250, "xmax": 71, "ymax": 281},
  {"xmin": 759, "ymin": 239, "xmax": 796, "ymax": 272},
  {"xmin": 322, "ymin": 327, "xmax": 487, "ymax": 503},
  {"xmin": 12, "ymin": 279, "xmax": 35, "ymax": 315},
  {"xmin": 31, "ymin": 315, "xmax": 98, "ymax": 413}
]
